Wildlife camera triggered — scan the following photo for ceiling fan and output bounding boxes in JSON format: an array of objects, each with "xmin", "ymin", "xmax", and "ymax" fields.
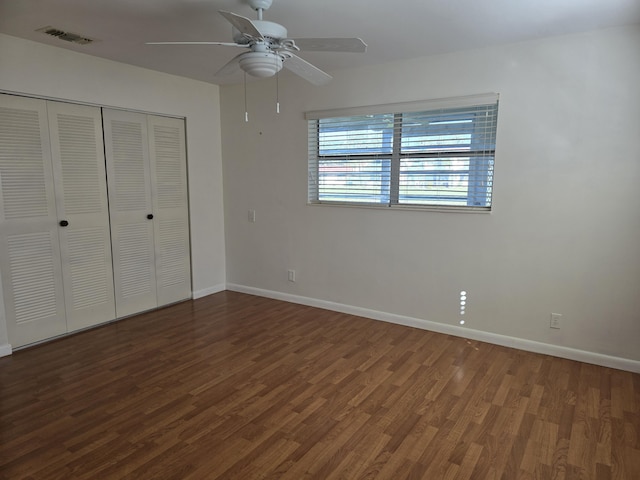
[{"xmin": 147, "ymin": 0, "xmax": 366, "ymax": 85}]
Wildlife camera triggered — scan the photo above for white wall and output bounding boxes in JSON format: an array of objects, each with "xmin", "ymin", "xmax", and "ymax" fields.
[
  {"xmin": 221, "ymin": 25, "xmax": 640, "ymax": 364},
  {"xmin": 0, "ymin": 34, "xmax": 227, "ymax": 351}
]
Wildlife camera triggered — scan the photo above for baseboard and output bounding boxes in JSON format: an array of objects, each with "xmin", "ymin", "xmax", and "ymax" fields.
[
  {"xmin": 192, "ymin": 283, "xmax": 226, "ymax": 300},
  {"xmin": 226, "ymin": 283, "xmax": 640, "ymax": 373},
  {"xmin": 0, "ymin": 343, "xmax": 12, "ymax": 358}
]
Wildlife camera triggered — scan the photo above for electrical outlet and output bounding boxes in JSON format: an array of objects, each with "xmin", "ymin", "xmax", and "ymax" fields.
[
  {"xmin": 550, "ymin": 313, "xmax": 562, "ymax": 329},
  {"xmin": 248, "ymin": 209, "xmax": 256, "ymax": 223},
  {"xmin": 287, "ymin": 269, "xmax": 296, "ymax": 282}
]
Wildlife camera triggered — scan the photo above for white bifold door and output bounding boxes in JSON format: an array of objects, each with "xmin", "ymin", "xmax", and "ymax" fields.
[
  {"xmin": 1, "ymin": 95, "xmax": 191, "ymax": 348},
  {"xmin": 48, "ymin": 102, "xmax": 116, "ymax": 331},
  {"xmin": 102, "ymin": 109, "xmax": 191, "ymax": 318},
  {"xmin": 0, "ymin": 95, "xmax": 115, "ymax": 346}
]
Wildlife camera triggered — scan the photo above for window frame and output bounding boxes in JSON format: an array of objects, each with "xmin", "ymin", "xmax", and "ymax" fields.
[{"xmin": 306, "ymin": 93, "xmax": 499, "ymax": 212}]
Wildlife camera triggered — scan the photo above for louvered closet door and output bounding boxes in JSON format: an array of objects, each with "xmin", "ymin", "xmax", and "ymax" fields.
[
  {"xmin": 0, "ymin": 94, "xmax": 67, "ymax": 347},
  {"xmin": 47, "ymin": 101, "xmax": 115, "ymax": 331},
  {"xmin": 103, "ymin": 109, "xmax": 157, "ymax": 318},
  {"xmin": 148, "ymin": 115, "xmax": 191, "ymax": 306}
]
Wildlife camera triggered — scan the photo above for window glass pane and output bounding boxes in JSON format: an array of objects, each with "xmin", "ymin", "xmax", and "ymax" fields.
[
  {"xmin": 402, "ymin": 113, "xmax": 474, "ymax": 153},
  {"xmin": 318, "ymin": 158, "xmax": 390, "ymax": 203},
  {"xmin": 399, "ymin": 157, "xmax": 470, "ymax": 206},
  {"xmin": 319, "ymin": 114, "xmax": 393, "ymax": 155}
]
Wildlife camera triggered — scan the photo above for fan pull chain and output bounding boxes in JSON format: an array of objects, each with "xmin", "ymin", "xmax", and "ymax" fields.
[
  {"xmin": 275, "ymin": 62, "xmax": 280, "ymax": 114},
  {"xmin": 244, "ymin": 72, "xmax": 249, "ymax": 122}
]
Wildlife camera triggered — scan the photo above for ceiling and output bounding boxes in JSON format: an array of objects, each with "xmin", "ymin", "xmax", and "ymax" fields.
[{"xmin": 1, "ymin": 0, "xmax": 639, "ymax": 85}]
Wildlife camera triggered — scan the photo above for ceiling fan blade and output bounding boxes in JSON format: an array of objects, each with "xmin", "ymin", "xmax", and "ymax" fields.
[
  {"xmin": 289, "ymin": 38, "xmax": 367, "ymax": 53},
  {"xmin": 219, "ymin": 10, "xmax": 263, "ymax": 40},
  {"xmin": 214, "ymin": 55, "xmax": 242, "ymax": 77},
  {"xmin": 283, "ymin": 54, "xmax": 332, "ymax": 86},
  {"xmin": 146, "ymin": 41, "xmax": 247, "ymax": 47}
]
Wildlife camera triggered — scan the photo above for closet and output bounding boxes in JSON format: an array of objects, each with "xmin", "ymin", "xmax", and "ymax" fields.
[
  {"xmin": 0, "ymin": 94, "xmax": 191, "ymax": 348},
  {"xmin": 103, "ymin": 109, "xmax": 191, "ymax": 318}
]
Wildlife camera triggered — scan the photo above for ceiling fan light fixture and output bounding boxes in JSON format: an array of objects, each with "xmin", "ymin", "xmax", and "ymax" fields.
[{"xmin": 239, "ymin": 51, "xmax": 283, "ymax": 77}]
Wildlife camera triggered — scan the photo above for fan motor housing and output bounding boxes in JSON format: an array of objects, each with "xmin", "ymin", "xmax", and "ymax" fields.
[{"xmin": 232, "ymin": 20, "xmax": 287, "ymax": 44}]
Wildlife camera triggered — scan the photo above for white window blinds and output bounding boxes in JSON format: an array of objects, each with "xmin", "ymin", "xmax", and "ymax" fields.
[{"xmin": 306, "ymin": 93, "xmax": 499, "ymax": 210}]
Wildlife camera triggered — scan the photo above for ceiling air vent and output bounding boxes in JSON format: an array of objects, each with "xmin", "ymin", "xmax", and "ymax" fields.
[{"xmin": 36, "ymin": 26, "xmax": 95, "ymax": 45}]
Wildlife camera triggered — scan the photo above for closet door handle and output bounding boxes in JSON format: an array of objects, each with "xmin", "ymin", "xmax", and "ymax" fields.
[
  {"xmin": 147, "ymin": 214, "xmax": 154, "ymax": 220},
  {"xmin": 59, "ymin": 220, "xmax": 69, "ymax": 227}
]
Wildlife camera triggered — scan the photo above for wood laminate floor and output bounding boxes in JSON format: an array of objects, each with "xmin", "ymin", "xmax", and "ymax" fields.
[{"xmin": 1, "ymin": 291, "xmax": 639, "ymax": 479}]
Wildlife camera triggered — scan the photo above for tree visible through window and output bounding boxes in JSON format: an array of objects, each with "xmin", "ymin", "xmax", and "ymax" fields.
[{"xmin": 307, "ymin": 96, "xmax": 498, "ymax": 210}]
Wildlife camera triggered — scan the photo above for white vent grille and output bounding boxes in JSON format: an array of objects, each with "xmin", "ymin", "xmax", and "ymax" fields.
[
  {"xmin": 67, "ymin": 228, "xmax": 111, "ymax": 310},
  {"xmin": 117, "ymin": 223, "xmax": 155, "ymax": 298},
  {"xmin": 7, "ymin": 232, "xmax": 58, "ymax": 324},
  {"xmin": 36, "ymin": 26, "xmax": 95, "ymax": 45},
  {"xmin": 153, "ymin": 125, "xmax": 186, "ymax": 210},
  {"xmin": 110, "ymin": 120, "xmax": 148, "ymax": 212},
  {"xmin": 0, "ymin": 106, "xmax": 49, "ymax": 219},
  {"xmin": 158, "ymin": 219, "xmax": 190, "ymax": 287},
  {"xmin": 56, "ymin": 113, "xmax": 103, "ymax": 214}
]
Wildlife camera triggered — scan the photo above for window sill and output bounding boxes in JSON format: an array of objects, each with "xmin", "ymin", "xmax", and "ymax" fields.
[{"xmin": 307, "ymin": 201, "xmax": 492, "ymax": 214}]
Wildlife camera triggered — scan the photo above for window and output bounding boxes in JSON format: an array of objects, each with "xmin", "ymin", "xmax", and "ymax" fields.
[{"xmin": 306, "ymin": 93, "xmax": 499, "ymax": 210}]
